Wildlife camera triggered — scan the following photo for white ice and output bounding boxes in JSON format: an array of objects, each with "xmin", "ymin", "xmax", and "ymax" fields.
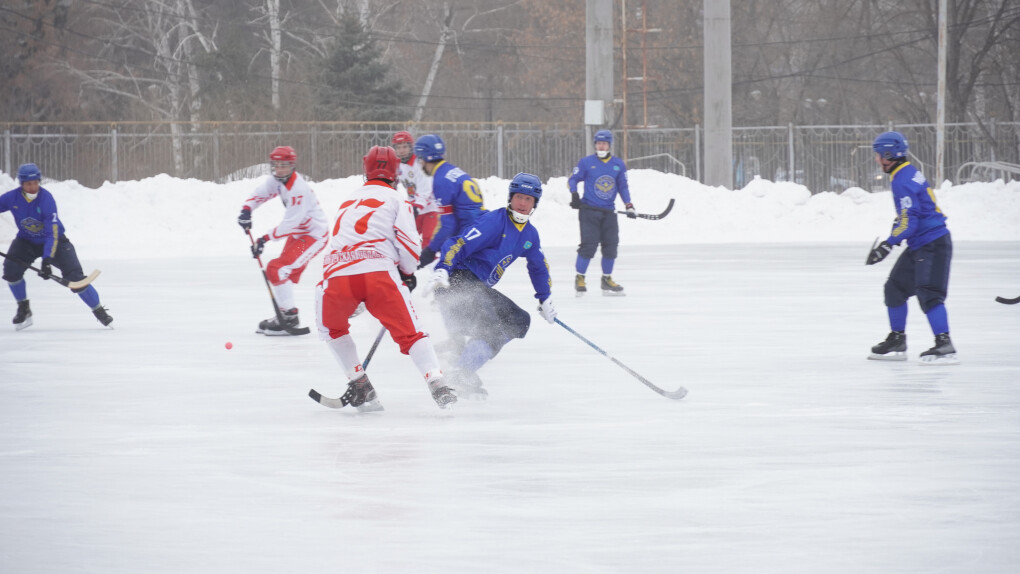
[{"xmin": 1, "ymin": 171, "xmax": 1019, "ymax": 573}]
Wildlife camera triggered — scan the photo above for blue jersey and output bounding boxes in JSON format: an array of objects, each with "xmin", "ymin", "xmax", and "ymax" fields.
[
  {"xmin": 886, "ymin": 162, "xmax": 948, "ymax": 249},
  {"xmin": 427, "ymin": 161, "xmax": 486, "ymax": 252},
  {"xmin": 0, "ymin": 186, "xmax": 65, "ymax": 258},
  {"xmin": 437, "ymin": 208, "xmax": 552, "ymax": 302},
  {"xmin": 568, "ymin": 154, "xmax": 631, "ymax": 209}
]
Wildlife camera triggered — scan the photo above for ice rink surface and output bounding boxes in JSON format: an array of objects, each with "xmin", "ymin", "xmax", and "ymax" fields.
[{"xmin": 2, "ymin": 242, "xmax": 1019, "ymax": 573}]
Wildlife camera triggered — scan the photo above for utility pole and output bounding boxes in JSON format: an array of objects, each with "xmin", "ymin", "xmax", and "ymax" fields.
[
  {"xmin": 936, "ymin": 0, "xmax": 947, "ymax": 185},
  {"xmin": 703, "ymin": 0, "xmax": 733, "ymax": 188},
  {"xmin": 585, "ymin": 0, "xmax": 614, "ymax": 154}
]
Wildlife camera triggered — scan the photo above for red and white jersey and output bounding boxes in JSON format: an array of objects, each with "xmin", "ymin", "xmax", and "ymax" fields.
[
  {"xmin": 243, "ymin": 171, "xmax": 329, "ymax": 241},
  {"xmin": 397, "ymin": 156, "xmax": 438, "ymax": 215},
  {"xmin": 322, "ymin": 180, "xmax": 421, "ymax": 279}
]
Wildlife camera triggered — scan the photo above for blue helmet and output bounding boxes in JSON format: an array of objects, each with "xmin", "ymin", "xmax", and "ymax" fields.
[
  {"xmin": 594, "ymin": 130, "xmax": 613, "ymax": 146},
  {"xmin": 508, "ymin": 172, "xmax": 542, "ymax": 206},
  {"xmin": 414, "ymin": 134, "xmax": 445, "ymax": 162},
  {"xmin": 17, "ymin": 163, "xmax": 42, "ymax": 183},
  {"xmin": 872, "ymin": 131, "xmax": 908, "ymax": 159}
]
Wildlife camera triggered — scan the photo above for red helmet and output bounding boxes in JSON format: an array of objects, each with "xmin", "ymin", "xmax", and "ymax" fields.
[
  {"xmin": 392, "ymin": 131, "xmax": 413, "ymax": 145},
  {"xmin": 363, "ymin": 145, "xmax": 399, "ymax": 182},
  {"xmin": 269, "ymin": 145, "xmax": 297, "ymax": 162}
]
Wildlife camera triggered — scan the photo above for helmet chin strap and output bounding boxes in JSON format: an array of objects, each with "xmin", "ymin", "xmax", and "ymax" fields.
[{"xmin": 508, "ymin": 205, "xmax": 532, "ymax": 224}]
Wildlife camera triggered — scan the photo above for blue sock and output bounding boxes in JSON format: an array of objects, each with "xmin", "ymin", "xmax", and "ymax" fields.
[
  {"xmin": 575, "ymin": 255, "xmax": 591, "ymax": 275},
  {"xmin": 925, "ymin": 304, "xmax": 949, "ymax": 335},
  {"xmin": 77, "ymin": 285, "xmax": 100, "ymax": 309},
  {"xmin": 888, "ymin": 303, "xmax": 908, "ymax": 332},
  {"xmin": 9, "ymin": 279, "xmax": 27, "ymax": 301},
  {"xmin": 457, "ymin": 339, "xmax": 495, "ymax": 373},
  {"xmin": 602, "ymin": 258, "xmax": 615, "ymax": 275}
]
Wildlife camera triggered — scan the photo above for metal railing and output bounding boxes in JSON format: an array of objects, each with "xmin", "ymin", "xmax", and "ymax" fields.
[{"xmin": 2, "ymin": 120, "xmax": 1018, "ymax": 192}]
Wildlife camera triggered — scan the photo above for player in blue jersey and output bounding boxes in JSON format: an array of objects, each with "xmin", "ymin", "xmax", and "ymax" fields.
[
  {"xmin": 428, "ymin": 173, "xmax": 556, "ymax": 397},
  {"xmin": 413, "ymin": 134, "xmax": 486, "ymax": 268},
  {"xmin": 1, "ymin": 163, "xmax": 112, "ymax": 330},
  {"xmin": 865, "ymin": 131, "xmax": 957, "ymax": 364},
  {"xmin": 568, "ymin": 129, "xmax": 635, "ymax": 296}
]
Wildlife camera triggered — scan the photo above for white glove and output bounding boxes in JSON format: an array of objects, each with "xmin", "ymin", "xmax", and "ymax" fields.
[
  {"xmin": 538, "ymin": 297, "xmax": 557, "ymax": 324},
  {"xmin": 429, "ymin": 268, "xmax": 450, "ymax": 293}
]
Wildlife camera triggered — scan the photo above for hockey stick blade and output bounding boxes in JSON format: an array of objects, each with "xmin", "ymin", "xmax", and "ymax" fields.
[
  {"xmin": 995, "ymin": 295, "xmax": 1020, "ymax": 305},
  {"xmin": 616, "ymin": 197, "xmax": 675, "ymax": 220},
  {"xmin": 308, "ymin": 388, "xmax": 348, "ymax": 408},
  {"xmin": 68, "ymin": 269, "xmax": 101, "ymax": 290},
  {"xmin": 554, "ymin": 318, "xmax": 687, "ymax": 400}
]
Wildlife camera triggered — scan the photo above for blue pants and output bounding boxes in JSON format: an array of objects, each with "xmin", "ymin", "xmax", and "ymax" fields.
[
  {"xmin": 437, "ymin": 269, "xmax": 531, "ymax": 353},
  {"xmin": 884, "ymin": 233, "xmax": 952, "ymax": 313},
  {"xmin": 3, "ymin": 236, "xmax": 88, "ymax": 285},
  {"xmin": 576, "ymin": 207, "xmax": 620, "ymax": 261}
]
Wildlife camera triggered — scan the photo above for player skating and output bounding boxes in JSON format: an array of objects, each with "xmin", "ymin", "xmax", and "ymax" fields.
[
  {"xmin": 568, "ymin": 129, "xmax": 635, "ymax": 296},
  {"xmin": 392, "ymin": 131, "xmax": 440, "ymax": 246},
  {"xmin": 237, "ymin": 146, "xmax": 328, "ymax": 335},
  {"xmin": 314, "ymin": 145, "xmax": 455, "ymax": 411},
  {"xmin": 866, "ymin": 131, "xmax": 958, "ymax": 365},
  {"xmin": 1, "ymin": 163, "xmax": 112, "ymax": 329},
  {"xmin": 429, "ymin": 172, "xmax": 557, "ymax": 398}
]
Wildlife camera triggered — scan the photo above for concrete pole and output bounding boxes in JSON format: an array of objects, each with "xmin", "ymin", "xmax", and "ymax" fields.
[
  {"xmin": 586, "ymin": 0, "xmax": 614, "ymax": 155},
  {"xmin": 936, "ymin": 0, "xmax": 947, "ymax": 185},
  {"xmin": 703, "ymin": 0, "xmax": 733, "ymax": 188}
]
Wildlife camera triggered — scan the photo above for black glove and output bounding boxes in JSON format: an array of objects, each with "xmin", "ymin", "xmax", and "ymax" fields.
[
  {"xmin": 238, "ymin": 208, "xmax": 252, "ymax": 231},
  {"xmin": 418, "ymin": 247, "xmax": 437, "ymax": 269},
  {"xmin": 400, "ymin": 271, "xmax": 417, "ymax": 293},
  {"xmin": 251, "ymin": 234, "xmax": 268, "ymax": 258},
  {"xmin": 38, "ymin": 257, "xmax": 53, "ymax": 280},
  {"xmin": 625, "ymin": 202, "xmax": 637, "ymax": 219},
  {"xmin": 866, "ymin": 241, "xmax": 893, "ymax": 265},
  {"xmin": 570, "ymin": 193, "xmax": 581, "ymax": 210}
]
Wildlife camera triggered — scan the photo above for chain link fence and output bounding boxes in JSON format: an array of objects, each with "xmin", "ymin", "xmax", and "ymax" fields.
[{"xmin": 3, "ymin": 121, "xmax": 1018, "ymax": 191}]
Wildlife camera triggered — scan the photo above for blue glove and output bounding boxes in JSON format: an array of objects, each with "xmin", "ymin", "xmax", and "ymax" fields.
[
  {"xmin": 238, "ymin": 208, "xmax": 252, "ymax": 231},
  {"xmin": 38, "ymin": 257, "xmax": 53, "ymax": 280},
  {"xmin": 251, "ymin": 234, "xmax": 269, "ymax": 258}
]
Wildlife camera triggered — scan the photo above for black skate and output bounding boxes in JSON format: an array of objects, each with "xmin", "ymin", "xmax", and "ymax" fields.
[
  {"xmin": 12, "ymin": 299, "xmax": 32, "ymax": 331},
  {"xmin": 601, "ymin": 275, "xmax": 625, "ymax": 296},
  {"xmin": 92, "ymin": 305, "xmax": 113, "ymax": 327},
  {"xmin": 919, "ymin": 333, "xmax": 959, "ymax": 365},
  {"xmin": 575, "ymin": 273, "xmax": 587, "ymax": 297},
  {"xmin": 341, "ymin": 374, "xmax": 384, "ymax": 412},
  {"xmin": 868, "ymin": 331, "xmax": 906, "ymax": 361},
  {"xmin": 447, "ymin": 369, "xmax": 487, "ymax": 400},
  {"xmin": 428, "ymin": 377, "xmax": 458, "ymax": 409},
  {"xmin": 257, "ymin": 308, "xmax": 300, "ymax": 336}
]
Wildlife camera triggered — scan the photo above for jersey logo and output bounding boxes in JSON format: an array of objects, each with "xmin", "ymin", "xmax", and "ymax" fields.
[
  {"xmin": 594, "ymin": 175, "xmax": 616, "ymax": 199},
  {"xmin": 446, "ymin": 167, "xmax": 466, "ymax": 182},
  {"xmin": 20, "ymin": 217, "xmax": 43, "ymax": 234},
  {"xmin": 900, "ymin": 196, "xmax": 913, "ymax": 209},
  {"xmin": 912, "ymin": 171, "xmax": 926, "ymax": 185},
  {"xmin": 487, "ymin": 254, "xmax": 514, "ymax": 285},
  {"xmin": 524, "ymin": 241, "xmax": 533, "ymax": 249}
]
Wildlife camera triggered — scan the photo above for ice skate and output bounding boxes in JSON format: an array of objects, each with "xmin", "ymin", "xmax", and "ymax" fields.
[
  {"xmin": 919, "ymin": 333, "xmax": 959, "ymax": 366},
  {"xmin": 92, "ymin": 305, "xmax": 113, "ymax": 327},
  {"xmin": 575, "ymin": 273, "xmax": 587, "ymax": 297},
  {"xmin": 257, "ymin": 307, "xmax": 300, "ymax": 335},
  {"xmin": 341, "ymin": 374, "xmax": 380, "ymax": 409},
  {"xmin": 601, "ymin": 274, "xmax": 625, "ymax": 296},
  {"xmin": 447, "ymin": 369, "xmax": 487, "ymax": 401},
  {"xmin": 12, "ymin": 299, "xmax": 32, "ymax": 331},
  {"xmin": 427, "ymin": 377, "xmax": 458, "ymax": 409},
  {"xmin": 868, "ymin": 331, "xmax": 907, "ymax": 361}
]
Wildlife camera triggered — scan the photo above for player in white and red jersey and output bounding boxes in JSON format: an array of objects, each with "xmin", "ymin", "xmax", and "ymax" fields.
[
  {"xmin": 238, "ymin": 145, "xmax": 329, "ymax": 335},
  {"xmin": 314, "ymin": 145, "xmax": 456, "ymax": 411},
  {"xmin": 392, "ymin": 131, "xmax": 440, "ymax": 246}
]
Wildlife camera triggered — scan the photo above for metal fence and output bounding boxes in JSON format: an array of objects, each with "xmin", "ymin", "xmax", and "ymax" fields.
[{"xmin": 2, "ymin": 120, "xmax": 1018, "ymax": 191}]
